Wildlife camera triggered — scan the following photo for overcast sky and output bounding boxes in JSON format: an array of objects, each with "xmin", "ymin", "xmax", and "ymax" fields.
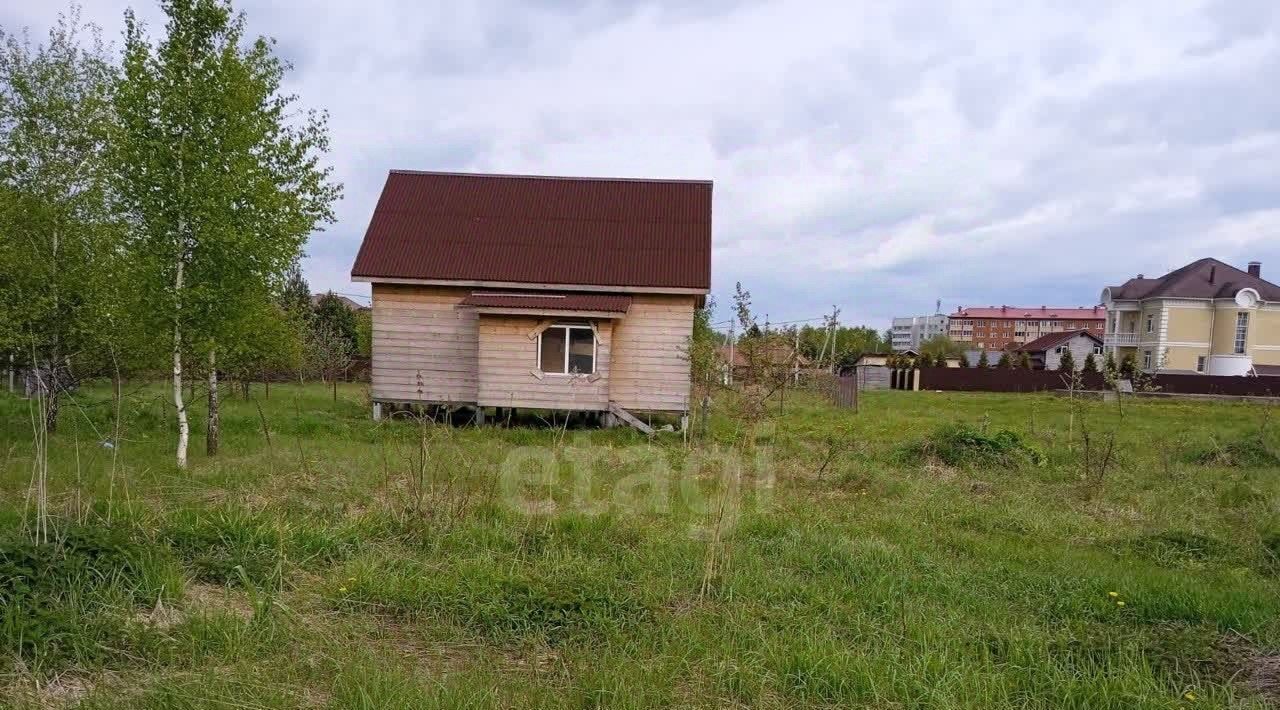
[{"xmin": 6, "ymin": 1, "xmax": 1280, "ymax": 328}]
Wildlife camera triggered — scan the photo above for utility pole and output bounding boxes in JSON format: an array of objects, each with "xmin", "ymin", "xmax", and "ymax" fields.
[
  {"xmin": 727, "ymin": 323, "xmax": 735, "ymax": 386},
  {"xmin": 794, "ymin": 328, "xmax": 800, "ymax": 385}
]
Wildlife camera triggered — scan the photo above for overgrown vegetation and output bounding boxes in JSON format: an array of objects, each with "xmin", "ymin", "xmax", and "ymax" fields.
[
  {"xmin": 1, "ymin": 383, "xmax": 1279, "ymax": 708},
  {"xmin": 897, "ymin": 422, "xmax": 1047, "ymax": 468}
]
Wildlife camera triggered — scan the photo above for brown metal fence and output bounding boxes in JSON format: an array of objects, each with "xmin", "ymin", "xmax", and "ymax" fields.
[
  {"xmin": 917, "ymin": 368, "xmax": 1105, "ymax": 392},
  {"xmin": 913, "ymin": 367, "xmax": 1280, "ymax": 397},
  {"xmin": 1152, "ymin": 373, "xmax": 1280, "ymax": 396}
]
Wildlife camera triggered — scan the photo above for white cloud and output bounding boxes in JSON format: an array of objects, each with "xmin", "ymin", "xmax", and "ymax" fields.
[{"xmin": 5, "ymin": 0, "xmax": 1279, "ymax": 325}]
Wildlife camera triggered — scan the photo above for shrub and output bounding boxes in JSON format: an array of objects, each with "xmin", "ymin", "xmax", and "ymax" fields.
[
  {"xmin": 1189, "ymin": 431, "xmax": 1280, "ymax": 468},
  {"xmin": 1123, "ymin": 531, "xmax": 1232, "ymax": 567},
  {"xmin": 1058, "ymin": 349, "xmax": 1075, "ymax": 372},
  {"xmin": 0, "ymin": 525, "xmax": 176, "ymax": 672},
  {"xmin": 1262, "ymin": 531, "xmax": 1280, "ymax": 573},
  {"xmin": 161, "ymin": 508, "xmax": 285, "ymax": 588},
  {"xmin": 1081, "ymin": 352, "xmax": 1098, "ymax": 374},
  {"xmin": 897, "ymin": 423, "xmax": 1046, "ymax": 468}
]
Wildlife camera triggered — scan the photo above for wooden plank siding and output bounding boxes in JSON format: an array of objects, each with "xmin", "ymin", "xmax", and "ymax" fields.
[
  {"xmin": 370, "ymin": 284, "xmax": 478, "ymax": 403},
  {"xmin": 476, "ymin": 316, "xmax": 611, "ymax": 410},
  {"xmin": 371, "ymin": 284, "xmax": 695, "ymax": 413},
  {"xmin": 608, "ymin": 294, "xmax": 696, "ymax": 412}
]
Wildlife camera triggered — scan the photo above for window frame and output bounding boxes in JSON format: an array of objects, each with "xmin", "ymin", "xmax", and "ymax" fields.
[
  {"xmin": 1234, "ymin": 312, "xmax": 1249, "ymax": 355},
  {"xmin": 1142, "ymin": 349, "xmax": 1152, "ymax": 371},
  {"xmin": 1196, "ymin": 355, "xmax": 1206, "ymax": 373},
  {"xmin": 1145, "ymin": 314, "xmax": 1154, "ymax": 334},
  {"xmin": 537, "ymin": 323, "xmax": 597, "ymax": 375}
]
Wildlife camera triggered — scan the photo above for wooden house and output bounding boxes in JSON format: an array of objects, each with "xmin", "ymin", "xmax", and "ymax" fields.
[{"xmin": 350, "ymin": 170, "xmax": 712, "ymax": 425}]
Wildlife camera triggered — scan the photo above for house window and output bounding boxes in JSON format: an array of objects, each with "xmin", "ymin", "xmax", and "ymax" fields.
[
  {"xmin": 1142, "ymin": 350, "xmax": 1152, "ymax": 370},
  {"xmin": 1196, "ymin": 355, "xmax": 1206, "ymax": 373},
  {"xmin": 1234, "ymin": 312, "xmax": 1249, "ymax": 354},
  {"xmin": 1093, "ymin": 345, "xmax": 1103, "ymax": 355},
  {"xmin": 1145, "ymin": 314, "xmax": 1154, "ymax": 334},
  {"xmin": 538, "ymin": 324, "xmax": 596, "ymax": 374}
]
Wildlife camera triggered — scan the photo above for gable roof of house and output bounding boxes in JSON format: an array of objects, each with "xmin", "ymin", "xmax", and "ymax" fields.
[
  {"xmin": 311, "ymin": 293, "xmax": 366, "ymax": 311},
  {"xmin": 1015, "ymin": 329, "xmax": 1103, "ymax": 354},
  {"xmin": 350, "ymin": 170, "xmax": 712, "ymax": 290},
  {"xmin": 1104, "ymin": 258, "xmax": 1280, "ymax": 301},
  {"xmin": 952, "ymin": 305, "xmax": 1105, "ymax": 319}
]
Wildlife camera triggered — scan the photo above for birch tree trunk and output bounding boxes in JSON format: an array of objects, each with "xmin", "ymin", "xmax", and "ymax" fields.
[
  {"xmin": 46, "ymin": 227, "xmax": 61, "ymax": 434},
  {"xmin": 207, "ymin": 347, "xmax": 219, "ymax": 456},
  {"xmin": 173, "ymin": 259, "xmax": 189, "ymax": 469}
]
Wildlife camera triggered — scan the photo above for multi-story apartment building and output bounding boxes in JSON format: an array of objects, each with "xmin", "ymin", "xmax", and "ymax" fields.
[
  {"xmin": 1100, "ymin": 258, "xmax": 1280, "ymax": 375},
  {"xmin": 890, "ymin": 314, "xmax": 949, "ymax": 352},
  {"xmin": 948, "ymin": 305, "xmax": 1105, "ymax": 350}
]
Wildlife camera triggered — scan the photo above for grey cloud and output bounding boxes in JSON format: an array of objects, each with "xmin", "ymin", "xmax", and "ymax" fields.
[{"xmin": 7, "ymin": 0, "xmax": 1280, "ymax": 326}]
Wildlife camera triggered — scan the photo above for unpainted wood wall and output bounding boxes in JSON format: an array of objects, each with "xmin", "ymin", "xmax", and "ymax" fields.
[
  {"xmin": 370, "ymin": 284, "xmax": 696, "ymax": 412},
  {"xmin": 477, "ymin": 316, "xmax": 611, "ymax": 410}
]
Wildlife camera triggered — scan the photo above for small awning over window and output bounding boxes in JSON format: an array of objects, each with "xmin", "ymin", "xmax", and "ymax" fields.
[{"xmin": 459, "ymin": 292, "xmax": 631, "ymax": 318}]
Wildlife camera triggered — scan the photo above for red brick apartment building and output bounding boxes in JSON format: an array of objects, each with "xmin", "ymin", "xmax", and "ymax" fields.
[{"xmin": 948, "ymin": 305, "xmax": 1106, "ymax": 350}]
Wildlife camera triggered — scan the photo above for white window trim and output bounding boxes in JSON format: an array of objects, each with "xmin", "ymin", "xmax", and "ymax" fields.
[
  {"xmin": 1234, "ymin": 312, "xmax": 1249, "ymax": 355},
  {"xmin": 536, "ymin": 324, "xmax": 597, "ymax": 375}
]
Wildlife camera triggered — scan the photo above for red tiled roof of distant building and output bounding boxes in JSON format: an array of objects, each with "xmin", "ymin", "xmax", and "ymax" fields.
[{"xmin": 952, "ymin": 305, "xmax": 1106, "ymax": 319}]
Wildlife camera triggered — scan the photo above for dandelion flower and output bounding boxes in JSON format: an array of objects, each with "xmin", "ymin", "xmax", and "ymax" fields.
[
  {"xmin": 1116, "ymin": 601, "xmax": 1125, "ymax": 607},
  {"xmin": 1108, "ymin": 591, "xmax": 1118, "ymax": 598},
  {"xmin": 1184, "ymin": 691, "xmax": 1196, "ymax": 701},
  {"xmin": 338, "ymin": 586, "xmax": 347, "ymax": 593}
]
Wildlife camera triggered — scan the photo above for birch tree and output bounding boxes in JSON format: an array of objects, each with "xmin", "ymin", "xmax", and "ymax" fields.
[
  {"xmin": 0, "ymin": 8, "xmax": 118, "ymax": 432},
  {"xmin": 112, "ymin": 0, "xmax": 338, "ymax": 467}
]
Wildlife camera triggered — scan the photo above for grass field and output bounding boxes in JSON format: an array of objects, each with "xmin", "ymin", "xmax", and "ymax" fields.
[{"xmin": 1, "ymin": 381, "xmax": 1278, "ymax": 709}]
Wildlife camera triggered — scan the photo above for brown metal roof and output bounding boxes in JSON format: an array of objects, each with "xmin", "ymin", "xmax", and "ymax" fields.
[
  {"xmin": 1014, "ymin": 329, "xmax": 1103, "ymax": 354},
  {"xmin": 459, "ymin": 292, "xmax": 631, "ymax": 313},
  {"xmin": 351, "ymin": 171, "xmax": 712, "ymax": 290},
  {"xmin": 1105, "ymin": 258, "xmax": 1280, "ymax": 301}
]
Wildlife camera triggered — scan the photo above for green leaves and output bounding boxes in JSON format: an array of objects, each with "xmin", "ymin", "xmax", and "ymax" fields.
[
  {"xmin": 0, "ymin": 7, "xmax": 121, "ymax": 365},
  {"xmin": 113, "ymin": 0, "xmax": 341, "ymax": 345}
]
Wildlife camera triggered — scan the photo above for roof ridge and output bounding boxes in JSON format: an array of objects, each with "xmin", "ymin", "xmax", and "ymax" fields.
[{"xmin": 388, "ymin": 169, "xmax": 714, "ymax": 186}]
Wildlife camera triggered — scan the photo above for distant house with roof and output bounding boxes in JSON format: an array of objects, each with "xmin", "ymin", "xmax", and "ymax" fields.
[
  {"xmin": 350, "ymin": 170, "xmax": 712, "ymax": 424},
  {"xmin": 1101, "ymin": 258, "xmax": 1280, "ymax": 375},
  {"xmin": 1012, "ymin": 330, "xmax": 1103, "ymax": 371},
  {"xmin": 312, "ymin": 293, "xmax": 368, "ymax": 312},
  {"xmin": 948, "ymin": 305, "xmax": 1105, "ymax": 350},
  {"xmin": 716, "ymin": 342, "xmax": 810, "ymax": 385}
]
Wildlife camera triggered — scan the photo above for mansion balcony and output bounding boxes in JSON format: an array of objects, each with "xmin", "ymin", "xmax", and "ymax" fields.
[{"xmin": 1103, "ymin": 331, "xmax": 1139, "ymax": 346}]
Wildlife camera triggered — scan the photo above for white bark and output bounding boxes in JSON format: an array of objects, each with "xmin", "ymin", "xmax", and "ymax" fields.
[
  {"xmin": 173, "ymin": 258, "xmax": 189, "ymax": 469},
  {"xmin": 207, "ymin": 347, "xmax": 219, "ymax": 456}
]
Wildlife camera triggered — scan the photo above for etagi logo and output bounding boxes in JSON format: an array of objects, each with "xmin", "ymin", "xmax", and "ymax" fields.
[{"xmin": 496, "ymin": 444, "xmax": 775, "ymax": 533}]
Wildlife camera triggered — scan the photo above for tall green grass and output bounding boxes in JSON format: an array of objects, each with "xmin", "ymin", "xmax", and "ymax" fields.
[{"xmin": 0, "ymin": 383, "xmax": 1277, "ymax": 708}]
